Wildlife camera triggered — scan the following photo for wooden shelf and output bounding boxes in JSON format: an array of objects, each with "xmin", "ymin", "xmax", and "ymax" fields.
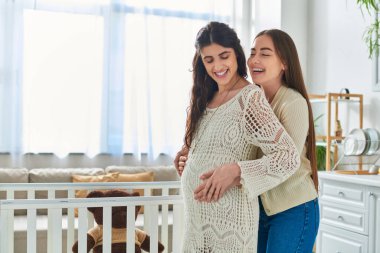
[{"xmin": 310, "ymin": 93, "xmax": 363, "ymax": 171}]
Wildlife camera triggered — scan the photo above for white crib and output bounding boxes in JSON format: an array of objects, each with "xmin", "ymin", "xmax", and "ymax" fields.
[{"xmin": 0, "ymin": 181, "xmax": 183, "ymax": 253}]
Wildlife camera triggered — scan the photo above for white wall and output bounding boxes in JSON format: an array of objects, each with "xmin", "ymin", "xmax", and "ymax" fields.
[
  {"xmin": 279, "ymin": 0, "xmax": 380, "ymax": 133},
  {"xmin": 254, "ymin": 0, "xmax": 281, "ymax": 33},
  {"xmin": 254, "ymin": 0, "xmax": 308, "ymax": 86},
  {"xmin": 281, "ymin": 0, "xmax": 309, "ymax": 84},
  {"xmin": 307, "ymin": 0, "xmax": 380, "ymax": 132},
  {"xmin": 254, "ymin": 0, "xmax": 309, "ymax": 87}
]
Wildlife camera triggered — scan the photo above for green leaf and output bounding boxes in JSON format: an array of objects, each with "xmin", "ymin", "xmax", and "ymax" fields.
[
  {"xmin": 313, "ymin": 113, "xmax": 324, "ymax": 128},
  {"xmin": 357, "ymin": 0, "xmax": 380, "ymax": 58}
]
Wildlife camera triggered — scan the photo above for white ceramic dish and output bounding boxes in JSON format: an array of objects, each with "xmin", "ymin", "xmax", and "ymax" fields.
[
  {"xmin": 343, "ymin": 134, "xmax": 357, "ymax": 156},
  {"xmin": 343, "ymin": 128, "xmax": 368, "ymax": 156},
  {"xmin": 364, "ymin": 128, "xmax": 380, "ymax": 155}
]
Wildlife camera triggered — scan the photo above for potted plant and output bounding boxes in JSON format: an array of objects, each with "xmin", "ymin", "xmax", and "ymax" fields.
[
  {"xmin": 314, "ymin": 114, "xmax": 334, "ymax": 170},
  {"xmin": 316, "ymin": 145, "xmax": 334, "ymax": 171}
]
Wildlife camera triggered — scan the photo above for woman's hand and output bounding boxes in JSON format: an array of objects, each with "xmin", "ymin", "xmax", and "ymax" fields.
[
  {"xmin": 174, "ymin": 146, "xmax": 189, "ymax": 176},
  {"xmin": 194, "ymin": 163, "xmax": 241, "ymax": 202}
]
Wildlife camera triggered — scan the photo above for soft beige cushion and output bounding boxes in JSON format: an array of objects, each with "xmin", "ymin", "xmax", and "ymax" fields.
[
  {"xmin": 105, "ymin": 166, "xmax": 178, "ymax": 182},
  {"xmin": 72, "ymin": 172, "xmax": 119, "ymax": 199},
  {"xmin": 116, "ymin": 171, "xmax": 155, "ymax": 193},
  {"xmin": 105, "ymin": 166, "xmax": 179, "ymax": 195},
  {"xmin": 0, "ymin": 168, "xmax": 29, "ymax": 184},
  {"xmin": 0, "ymin": 168, "xmax": 29, "ymax": 215}
]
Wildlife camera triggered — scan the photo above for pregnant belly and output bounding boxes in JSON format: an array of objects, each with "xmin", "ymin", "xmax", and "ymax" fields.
[{"xmin": 181, "ymin": 163, "xmax": 200, "ymax": 198}]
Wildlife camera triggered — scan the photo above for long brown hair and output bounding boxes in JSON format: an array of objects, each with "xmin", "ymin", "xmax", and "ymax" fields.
[
  {"xmin": 255, "ymin": 29, "xmax": 319, "ymax": 191},
  {"xmin": 184, "ymin": 22, "xmax": 247, "ymax": 149}
]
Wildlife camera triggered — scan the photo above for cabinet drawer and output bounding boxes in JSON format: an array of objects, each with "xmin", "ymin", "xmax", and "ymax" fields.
[
  {"xmin": 317, "ymin": 224, "xmax": 368, "ymax": 253},
  {"xmin": 320, "ymin": 203, "xmax": 367, "ymax": 235},
  {"xmin": 320, "ymin": 180, "xmax": 365, "ymax": 208}
]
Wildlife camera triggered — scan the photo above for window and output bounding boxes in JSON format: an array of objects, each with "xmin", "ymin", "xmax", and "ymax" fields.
[
  {"xmin": 23, "ymin": 10, "xmax": 103, "ymax": 156},
  {"xmin": 1, "ymin": 0, "xmax": 253, "ymax": 159}
]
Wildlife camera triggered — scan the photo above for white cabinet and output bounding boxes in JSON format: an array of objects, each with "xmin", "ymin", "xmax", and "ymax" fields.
[
  {"xmin": 318, "ymin": 224, "xmax": 368, "ymax": 253},
  {"xmin": 368, "ymin": 188, "xmax": 380, "ymax": 253},
  {"xmin": 317, "ymin": 172, "xmax": 380, "ymax": 253}
]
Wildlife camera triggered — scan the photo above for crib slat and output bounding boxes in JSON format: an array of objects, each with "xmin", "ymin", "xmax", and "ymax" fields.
[
  {"xmin": 127, "ymin": 205, "xmax": 136, "ymax": 253},
  {"xmin": 27, "ymin": 208, "xmax": 37, "ymax": 253},
  {"xmin": 47, "ymin": 189, "xmax": 55, "ymax": 253},
  {"xmin": 27, "ymin": 189, "xmax": 35, "ymax": 199},
  {"xmin": 78, "ymin": 207, "xmax": 88, "ymax": 252},
  {"xmin": 67, "ymin": 189, "xmax": 75, "ymax": 253},
  {"xmin": 7, "ymin": 211, "xmax": 15, "ymax": 253},
  {"xmin": 144, "ymin": 188, "xmax": 152, "ymax": 234},
  {"xmin": 0, "ymin": 209, "xmax": 13, "ymax": 253},
  {"xmin": 48, "ymin": 208, "xmax": 63, "ymax": 253},
  {"xmin": 161, "ymin": 205, "xmax": 169, "ymax": 253},
  {"xmin": 172, "ymin": 203, "xmax": 184, "ymax": 253},
  {"xmin": 7, "ymin": 189, "xmax": 14, "ymax": 199},
  {"xmin": 4, "ymin": 190, "xmax": 15, "ymax": 253},
  {"xmin": 103, "ymin": 206, "xmax": 112, "ymax": 253},
  {"xmin": 27, "ymin": 189, "xmax": 36, "ymax": 253},
  {"xmin": 149, "ymin": 205, "xmax": 159, "ymax": 253},
  {"xmin": 161, "ymin": 188, "xmax": 169, "ymax": 253}
]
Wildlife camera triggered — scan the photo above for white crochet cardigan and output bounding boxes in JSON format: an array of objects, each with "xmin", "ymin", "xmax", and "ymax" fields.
[{"xmin": 181, "ymin": 84, "xmax": 300, "ymax": 253}]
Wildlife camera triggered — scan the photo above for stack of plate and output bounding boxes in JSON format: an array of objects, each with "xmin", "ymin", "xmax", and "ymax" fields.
[{"xmin": 343, "ymin": 128, "xmax": 380, "ymax": 156}]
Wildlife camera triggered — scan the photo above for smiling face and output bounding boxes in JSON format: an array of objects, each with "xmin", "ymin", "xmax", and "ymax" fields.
[
  {"xmin": 200, "ymin": 43, "xmax": 239, "ymax": 89},
  {"xmin": 247, "ymin": 34, "xmax": 285, "ymax": 88}
]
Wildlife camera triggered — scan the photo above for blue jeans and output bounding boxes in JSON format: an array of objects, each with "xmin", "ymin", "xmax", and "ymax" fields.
[{"xmin": 257, "ymin": 198, "xmax": 320, "ymax": 253}]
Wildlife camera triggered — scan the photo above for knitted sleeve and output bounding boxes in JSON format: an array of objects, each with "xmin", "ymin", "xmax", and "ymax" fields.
[
  {"xmin": 281, "ymin": 97, "xmax": 309, "ymax": 154},
  {"xmin": 237, "ymin": 88, "xmax": 300, "ymax": 199}
]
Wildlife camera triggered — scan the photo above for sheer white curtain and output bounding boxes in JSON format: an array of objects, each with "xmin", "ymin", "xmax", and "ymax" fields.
[
  {"xmin": 0, "ymin": 0, "xmax": 247, "ymax": 159},
  {"xmin": 0, "ymin": 1, "xmax": 23, "ymax": 154},
  {"xmin": 1, "ymin": 0, "xmax": 108, "ymax": 157},
  {"xmin": 23, "ymin": 9, "xmax": 104, "ymax": 158},
  {"xmin": 121, "ymin": 1, "xmax": 238, "ymax": 159}
]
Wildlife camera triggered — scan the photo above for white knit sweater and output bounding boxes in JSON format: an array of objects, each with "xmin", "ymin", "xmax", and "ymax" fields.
[{"xmin": 181, "ymin": 84, "xmax": 300, "ymax": 253}]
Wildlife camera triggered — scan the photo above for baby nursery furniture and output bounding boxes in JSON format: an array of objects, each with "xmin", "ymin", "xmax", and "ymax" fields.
[{"xmin": 0, "ymin": 181, "xmax": 183, "ymax": 253}]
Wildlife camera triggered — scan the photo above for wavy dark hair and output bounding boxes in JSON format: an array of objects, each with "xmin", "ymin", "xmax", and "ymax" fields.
[
  {"xmin": 184, "ymin": 21, "xmax": 247, "ymax": 149},
  {"xmin": 255, "ymin": 29, "xmax": 318, "ymax": 190}
]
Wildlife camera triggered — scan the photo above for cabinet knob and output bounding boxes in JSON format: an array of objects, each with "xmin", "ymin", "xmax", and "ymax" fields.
[
  {"xmin": 369, "ymin": 192, "xmax": 375, "ymax": 197},
  {"xmin": 337, "ymin": 215, "xmax": 344, "ymax": 221},
  {"xmin": 338, "ymin": 191, "xmax": 345, "ymax": 197}
]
